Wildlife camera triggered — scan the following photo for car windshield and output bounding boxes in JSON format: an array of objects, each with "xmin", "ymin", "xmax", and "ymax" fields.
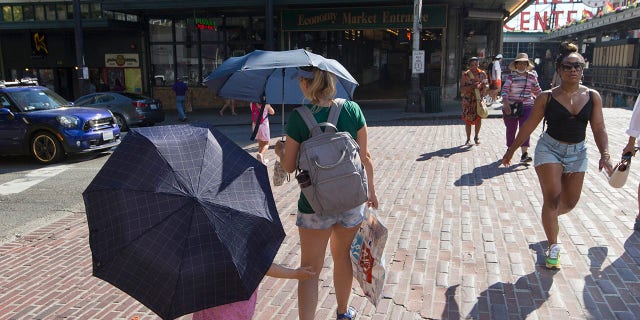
[{"xmin": 10, "ymin": 89, "xmax": 70, "ymax": 112}]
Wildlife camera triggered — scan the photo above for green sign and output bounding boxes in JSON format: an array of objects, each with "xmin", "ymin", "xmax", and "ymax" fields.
[{"xmin": 281, "ymin": 5, "xmax": 447, "ymax": 31}]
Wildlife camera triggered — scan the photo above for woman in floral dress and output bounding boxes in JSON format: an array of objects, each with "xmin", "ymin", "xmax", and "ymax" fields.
[{"xmin": 460, "ymin": 56, "xmax": 488, "ymax": 145}]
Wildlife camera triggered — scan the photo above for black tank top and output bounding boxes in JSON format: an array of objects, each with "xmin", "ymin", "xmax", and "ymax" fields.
[{"xmin": 544, "ymin": 91, "xmax": 593, "ymax": 143}]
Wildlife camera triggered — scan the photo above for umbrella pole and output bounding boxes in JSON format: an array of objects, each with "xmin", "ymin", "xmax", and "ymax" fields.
[
  {"xmin": 250, "ymin": 95, "xmax": 267, "ymax": 141},
  {"xmin": 281, "ymin": 69, "xmax": 285, "ymax": 140}
]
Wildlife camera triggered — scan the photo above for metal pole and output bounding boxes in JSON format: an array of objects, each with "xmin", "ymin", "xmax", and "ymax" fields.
[
  {"xmin": 406, "ymin": 0, "xmax": 423, "ymax": 112},
  {"xmin": 73, "ymin": 0, "xmax": 86, "ymax": 98},
  {"xmin": 265, "ymin": 0, "xmax": 274, "ymax": 50}
]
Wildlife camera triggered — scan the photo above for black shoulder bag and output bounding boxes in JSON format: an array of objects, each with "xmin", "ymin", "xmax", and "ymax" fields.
[{"xmin": 508, "ymin": 74, "xmax": 529, "ymax": 118}]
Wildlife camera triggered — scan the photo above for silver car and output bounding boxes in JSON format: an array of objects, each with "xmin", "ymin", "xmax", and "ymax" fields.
[{"xmin": 74, "ymin": 92, "xmax": 165, "ymax": 131}]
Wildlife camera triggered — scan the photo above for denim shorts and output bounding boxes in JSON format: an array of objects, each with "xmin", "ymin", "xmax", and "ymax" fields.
[
  {"xmin": 534, "ymin": 132, "xmax": 588, "ymax": 173},
  {"xmin": 296, "ymin": 203, "xmax": 366, "ymax": 229}
]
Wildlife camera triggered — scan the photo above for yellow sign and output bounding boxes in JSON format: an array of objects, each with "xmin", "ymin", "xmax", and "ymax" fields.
[{"xmin": 105, "ymin": 54, "xmax": 140, "ymax": 67}]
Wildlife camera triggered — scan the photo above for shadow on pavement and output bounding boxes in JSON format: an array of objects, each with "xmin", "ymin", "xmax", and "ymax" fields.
[
  {"xmin": 454, "ymin": 159, "xmax": 530, "ymax": 186},
  {"xmin": 417, "ymin": 144, "xmax": 473, "ymax": 161},
  {"xmin": 583, "ymin": 234, "xmax": 640, "ymax": 319},
  {"xmin": 443, "ymin": 242, "xmax": 555, "ymax": 319}
]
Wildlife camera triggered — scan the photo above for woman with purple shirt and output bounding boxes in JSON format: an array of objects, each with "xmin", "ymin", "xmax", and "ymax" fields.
[{"xmin": 501, "ymin": 53, "xmax": 542, "ymax": 162}]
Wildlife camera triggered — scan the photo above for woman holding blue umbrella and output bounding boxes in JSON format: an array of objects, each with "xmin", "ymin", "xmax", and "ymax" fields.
[{"xmin": 275, "ymin": 66, "xmax": 379, "ymax": 320}]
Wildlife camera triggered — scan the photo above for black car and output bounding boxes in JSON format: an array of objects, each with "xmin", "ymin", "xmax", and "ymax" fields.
[{"xmin": 74, "ymin": 92, "xmax": 165, "ymax": 131}]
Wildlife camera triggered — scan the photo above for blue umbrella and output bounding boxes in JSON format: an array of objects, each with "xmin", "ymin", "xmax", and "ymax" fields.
[
  {"xmin": 204, "ymin": 49, "xmax": 358, "ymax": 138},
  {"xmin": 82, "ymin": 123, "xmax": 285, "ymax": 319}
]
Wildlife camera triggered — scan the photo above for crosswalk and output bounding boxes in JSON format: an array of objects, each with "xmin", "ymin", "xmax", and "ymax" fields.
[{"xmin": 0, "ymin": 164, "xmax": 70, "ymax": 195}]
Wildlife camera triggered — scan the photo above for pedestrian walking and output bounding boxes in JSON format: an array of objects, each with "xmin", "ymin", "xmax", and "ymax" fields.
[
  {"xmin": 460, "ymin": 56, "xmax": 488, "ymax": 145},
  {"xmin": 219, "ymin": 98, "xmax": 237, "ymax": 116},
  {"xmin": 501, "ymin": 52, "xmax": 542, "ymax": 163},
  {"xmin": 274, "ymin": 66, "xmax": 379, "ymax": 320},
  {"xmin": 172, "ymin": 77, "xmax": 188, "ymax": 121},
  {"xmin": 250, "ymin": 101, "xmax": 275, "ymax": 164},
  {"xmin": 192, "ymin": 263, "xmax": 314, "ymax": 320},
  {"xmin": 621, "ymin": 94, "xmax": 640, "ymax": 231},
  {"xmin": 501, "ymin": 41, "xmax": 613, "ymax": 270},
  {"xmin": 489, "ymin": 54, "xmax": 503, "ymax": 103}
]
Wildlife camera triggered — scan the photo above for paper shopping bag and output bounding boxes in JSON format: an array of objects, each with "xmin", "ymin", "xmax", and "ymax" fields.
[{"xmin": 350, "ymin": 209, "xmax": 388, "ymax": 307}]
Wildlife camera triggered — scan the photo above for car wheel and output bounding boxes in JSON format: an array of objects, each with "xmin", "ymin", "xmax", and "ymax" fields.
[
  {"xmin": 114, "ymin": 114, "xmax": 129, "ymax": 131},
  {"xmin": 31, "ymin": 131, "xmax": 64, "ymax": 164}
]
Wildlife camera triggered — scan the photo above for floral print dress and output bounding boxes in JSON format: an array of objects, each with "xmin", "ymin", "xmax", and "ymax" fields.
[{"xmin": 460, "ymin": 68, "xmax": 488, "ymax": 125}]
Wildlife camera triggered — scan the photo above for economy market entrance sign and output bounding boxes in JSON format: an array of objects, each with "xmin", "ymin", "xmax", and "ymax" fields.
[{"xmin": 282, "ymin": 5, "xmax": 447, "ymax": 31}]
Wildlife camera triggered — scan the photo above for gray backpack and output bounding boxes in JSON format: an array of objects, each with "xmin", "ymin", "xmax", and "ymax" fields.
[{"xmin": 295, "ymin": 99, "xmax": 368, "ymax": 214}]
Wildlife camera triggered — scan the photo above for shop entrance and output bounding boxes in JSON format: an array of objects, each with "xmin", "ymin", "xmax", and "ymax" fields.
[{"xmin": 287, "ymin": 28, "xmax": 443, "ymax": 100}]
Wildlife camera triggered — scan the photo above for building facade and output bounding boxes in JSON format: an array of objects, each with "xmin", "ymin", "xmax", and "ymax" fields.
[{"xmin": 0, "ymin": 0, "xmax": 527, "ymax": 110}]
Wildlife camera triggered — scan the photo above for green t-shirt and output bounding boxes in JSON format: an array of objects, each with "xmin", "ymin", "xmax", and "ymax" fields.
[{"xmin": 285, "ymin": 100, "xmax": 366, "ymax": 213}]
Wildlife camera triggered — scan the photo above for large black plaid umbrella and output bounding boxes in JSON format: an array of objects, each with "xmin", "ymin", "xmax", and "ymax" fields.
[{"xmin": 82, "ymin": 122, "xmax": 285, "ymax": 319}]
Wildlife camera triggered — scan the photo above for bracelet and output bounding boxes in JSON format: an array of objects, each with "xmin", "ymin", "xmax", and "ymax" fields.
[{"xmin": 600, "ymin": 152, "xmax": 610, "ymax": 160}]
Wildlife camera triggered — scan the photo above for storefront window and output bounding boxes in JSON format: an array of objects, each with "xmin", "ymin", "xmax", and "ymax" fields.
[
  {"xmin": 226, "ymin": 17, "xmax": 250, "ymax": 42},
  {"xmin": 12, "ymin": 6, "xmax": 22, "ymax": 21},
  {"xmin": 22, "ymin": 5, "xmax": 34, "ymax": 21},
  {"xmin": 91, "ymin": 3, "xmax": 102, "ymax": 19},
  {"xmin": 45, "ymin": 4, "xmax": 56, "ymax": 20},
  {"xmin": 200, "ymin": 18, "xmax": 224, "ymax": 42},
  {"xmin": 35, "ymin": 5, "xmax": 45, "ymax": 21},
  {"xmin": 251, "ymin": 16, "xmax": 266, "ymax": 41},
  {"xmin": 149, "ymin": 15, "xmax": 263, "ymax": 87},
  {"xmin": 150, "ymin": 19, "xmax": 173, "ymax": 42},
  {"xmin": 176, "ymin": 44, "xmax": 200, "ymax": 86},
  {"xmin": 201, "ymin": 43, "xmax": 226, "ymax": 78},
  {"xmin": 81, "ymin": 3, "xmax": 90, "ymax": 19},
  {"xmin": 2, "ymin": 6, "xmax": 12, "ymax": 22},
  {"xmin": 150, "ymin": 45, "xmax": 175, "ymax": 86},
  {"xmin": 175, "ymin": 19, "xmax": 198, "ymax": 43},
  {"xmin": 37, "ymin": 69, "xmax": 55, "ymax": 90},
  {"xmin": 55, "ymin": 3, "xmax": 67, "ymax": 20}
]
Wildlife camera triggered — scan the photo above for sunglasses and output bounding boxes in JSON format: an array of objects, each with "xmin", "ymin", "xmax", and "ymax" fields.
[{"xmin": 560, "ymin": 62, "xmax": 584, "ymax": 72}]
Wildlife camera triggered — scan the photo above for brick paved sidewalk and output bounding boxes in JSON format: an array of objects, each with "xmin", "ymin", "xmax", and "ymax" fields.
[{"xmin": 2, "ymin": 108, "xmax": 640, "ymax": 320}]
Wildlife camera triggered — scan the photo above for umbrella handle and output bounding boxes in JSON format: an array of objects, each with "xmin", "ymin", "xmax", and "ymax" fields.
[{"xmin": 313, "ymin": 150, "xmax": 347, "ymax": 169}]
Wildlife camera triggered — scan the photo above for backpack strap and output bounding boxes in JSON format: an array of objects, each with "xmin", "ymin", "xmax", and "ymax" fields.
[
  {"xmin": 327, "ymin": 98, "xmax": 345, "ymax": 127},
  {"xmin": 295, "ymin": 106, "xmax": 324, "ymax": 136},
  {"xmin": 296, "ymin": 99, "xmax": 346, "ymax": 137}
]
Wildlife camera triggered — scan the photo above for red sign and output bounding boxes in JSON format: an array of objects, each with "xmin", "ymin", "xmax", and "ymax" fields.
[{"xmin": 504, "ymin": 2, "xmax": 595, "ymax": 32}]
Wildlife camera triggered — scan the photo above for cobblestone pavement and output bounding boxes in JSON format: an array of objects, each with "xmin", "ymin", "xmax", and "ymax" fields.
[{"xmin": 1, "ymin": 106, "xmax": 640, "ymax": 320}]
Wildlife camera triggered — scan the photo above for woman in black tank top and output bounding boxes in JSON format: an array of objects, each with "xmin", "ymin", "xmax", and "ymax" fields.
[{"xmin": 501, "ymin": 42, "xmax": 613, "ymax": 270}]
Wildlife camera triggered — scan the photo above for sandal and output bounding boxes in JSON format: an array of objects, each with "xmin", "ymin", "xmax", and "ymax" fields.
[
  {"xmin": 465, "ymin": 139, "xmax": 471, "ymax": 145},
  {"xmin": 634, "ymin": 219, "xmax": 640, "ymax": 231},
  {"xmin": 474, "ymin": 137, "xmax": 480, "ymax": 145}
]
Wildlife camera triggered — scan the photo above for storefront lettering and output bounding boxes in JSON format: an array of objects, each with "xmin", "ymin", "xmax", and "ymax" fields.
[
  {"xmin": 342, "ymin": 12, "xmax": 377, "ymax": 24},
  {"xmin": 297, "ymin": 13, "xmax": 337, "ymax": 26},
  {"xmin": 504, "ymin": 3, "xmax": 595, "ymax": 32},
  {"xmin": 105, "ymin": 54, "xmax": 140, "ymax": 67},
  {"xmin": 193, "ymin": 17, "xmax": 218, "ymax": 30},
  {"xmin": 283, "ymin": 5, "xmax": 446, "ymax": 31},
  {"xmin": 381, "ymin": 12, "xmax": 413, "ymax": 24}
]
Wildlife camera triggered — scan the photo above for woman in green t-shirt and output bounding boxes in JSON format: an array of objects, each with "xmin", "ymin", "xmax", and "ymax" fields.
[{"xmin": 275, "ymin": 66, "xmax": 378, "ymax": 320}]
